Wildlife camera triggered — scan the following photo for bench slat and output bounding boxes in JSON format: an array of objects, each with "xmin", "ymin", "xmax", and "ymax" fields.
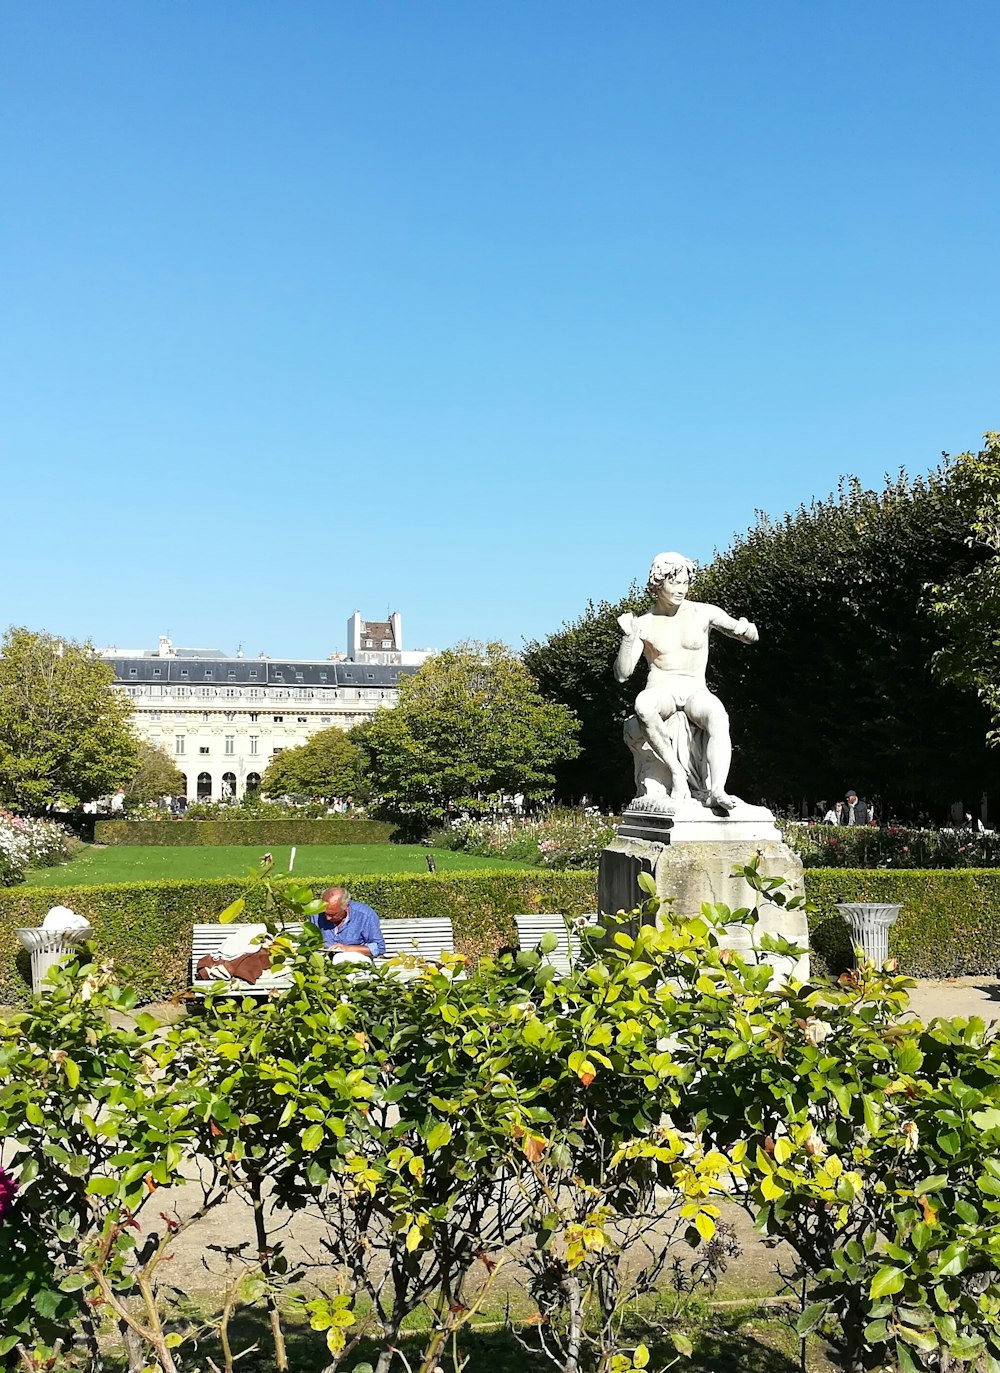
[
  {"xmin": 514, "ymin": 913, "xmax": 582, "ymax": 974},
  {"xmin": 190, "ymin": 917, "xmax": 456, "ymax": 993}
]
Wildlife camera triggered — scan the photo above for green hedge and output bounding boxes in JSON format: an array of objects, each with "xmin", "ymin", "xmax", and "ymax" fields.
[
  {"xmin": 805, "ymin": 869, "xmax": 1000, "ymax": 977},
  {"xmin": 94, "ymin": 818, "xmax": 395, "ymax": 847},
  {"xmin": 0, "ymin": 870, "xmax": 597, "ymax": 1006},
  {"xmin": 5, "ymin": 867, "xmax": 997, "ymax": 1007}
]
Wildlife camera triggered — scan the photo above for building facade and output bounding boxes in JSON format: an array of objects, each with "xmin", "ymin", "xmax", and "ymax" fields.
[{"xmin": 103, "ymin": 616, "xmax": 430, "ymax": 802}]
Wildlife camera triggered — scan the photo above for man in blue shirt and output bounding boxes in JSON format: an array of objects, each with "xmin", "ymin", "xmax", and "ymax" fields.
[{"xmin": 312, "ymin": 886, "xmax": 386, "ymax": 962}]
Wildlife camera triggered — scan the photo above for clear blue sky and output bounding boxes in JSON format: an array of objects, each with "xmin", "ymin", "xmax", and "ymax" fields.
[{"xmin": 3, "ymin": 2, "xmax": 997, "ymax": 659}]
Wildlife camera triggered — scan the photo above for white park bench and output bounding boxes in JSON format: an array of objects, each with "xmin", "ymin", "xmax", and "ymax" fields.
[
  {"xmin": 514, "ymin": 913, "xmax": 590, "ymax": 975},
  {"xmin": 190, "ymin": 917, "xmax": 457, "ymax": 995}
]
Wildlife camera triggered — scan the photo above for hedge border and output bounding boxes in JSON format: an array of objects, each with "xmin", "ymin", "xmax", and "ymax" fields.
[
  {"xmin": 5, "ymin": 867, "xmax": 998, "ymax": 1007},
  {"xmin": 0, "ymin": 870, "xmax": 597, "ymax": 1006},
  {"xmin": 94, "ymin": 819, "xmax": 395, "ymax": 847},
  {"xmin": 805, "ymin": 868, "xmax": 1000, "ymax": 977}
]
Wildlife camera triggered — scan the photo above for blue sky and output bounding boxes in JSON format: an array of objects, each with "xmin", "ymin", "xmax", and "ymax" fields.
[{"xmin": 2, "ymin": 2, "xmax": 997, "ymax": 659}]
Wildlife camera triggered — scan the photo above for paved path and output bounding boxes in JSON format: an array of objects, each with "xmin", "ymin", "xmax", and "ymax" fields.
[{"xmin": 900, "ymin": 976, "xmax": 1000, "ymax": 1022}]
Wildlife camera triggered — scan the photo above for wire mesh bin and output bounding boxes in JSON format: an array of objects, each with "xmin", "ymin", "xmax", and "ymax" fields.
[
  {"xmin": 834, "ymin": 902, "xmax": 900, "ymax": 967},
  {"xmin": 16, "ymin": 924, "xmax": 92, "ymax": 993}
]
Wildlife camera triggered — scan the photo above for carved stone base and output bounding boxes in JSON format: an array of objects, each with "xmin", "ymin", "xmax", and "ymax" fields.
[{"xmin": 598, "ymin": 804, "xmax": 809, "ymax": 982}]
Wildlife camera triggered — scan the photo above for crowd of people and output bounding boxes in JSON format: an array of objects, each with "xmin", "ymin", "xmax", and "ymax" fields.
[{"xmin": 795, "ymin": 790, "xmax": 990, "ymax": 832}]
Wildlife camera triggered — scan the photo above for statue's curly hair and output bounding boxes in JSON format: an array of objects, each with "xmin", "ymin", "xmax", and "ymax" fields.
[{"xmin": 646, "ymin": 551, "xmax": 697, "ymax": 597}]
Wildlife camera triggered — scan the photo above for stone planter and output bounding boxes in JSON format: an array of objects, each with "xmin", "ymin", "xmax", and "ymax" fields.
[
  {"xmin": 834, "ymin": 902, "xmax": 901, "ymax": 967},
  {"xmin": 16, "ymin": 923, "xmax": 92, "ymax": 994}
]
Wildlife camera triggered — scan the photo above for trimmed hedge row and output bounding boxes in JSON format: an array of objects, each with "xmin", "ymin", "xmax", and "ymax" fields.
[
  {"xmin": 806, "ymin": 868, "xmax": 1000, "ymax": 976},
  {"xmin": 94, "ymin": 818, "xmax": 395, "ymax": 847},
  {"xmin": 4, "ymin": 867, "xmax": 998, "ymax": 1007},
  {"xmin": 0, "ymin": 870, "xmax": 597, "ymax": 1006}
]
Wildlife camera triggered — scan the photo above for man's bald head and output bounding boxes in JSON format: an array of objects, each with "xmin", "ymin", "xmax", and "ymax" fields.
[{"xmin": 321, "ymin": 887, "xmax": 351, "ymax": 921}]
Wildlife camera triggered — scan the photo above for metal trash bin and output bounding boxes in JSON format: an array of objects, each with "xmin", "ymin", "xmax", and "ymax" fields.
[
  {"xmin": 16, "ymin": 917, "xmax": 92, "ymax": 993},
  {"xmin": 834, "ymin": 902, "xmax": 901, "ymax": 968}
]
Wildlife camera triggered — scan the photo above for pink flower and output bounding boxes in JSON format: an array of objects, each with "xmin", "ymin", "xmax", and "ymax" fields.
[{"xmin": 0, "ymin": 1168, "xmax": 17, "ymax": 1221}]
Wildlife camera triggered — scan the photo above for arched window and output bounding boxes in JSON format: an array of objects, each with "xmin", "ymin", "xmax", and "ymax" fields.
[
  {"xmin": 246, "ymin": 772, "xmax": 261, "ymax": 792},
  {"xmin": 197, "ymin": 772, "xmax": 212, "ymax": 801}
]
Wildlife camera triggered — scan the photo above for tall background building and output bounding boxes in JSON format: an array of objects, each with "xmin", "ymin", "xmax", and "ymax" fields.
[{"xmin": 102, "ymin": 614, "xmax": 431, "ymax": 801}]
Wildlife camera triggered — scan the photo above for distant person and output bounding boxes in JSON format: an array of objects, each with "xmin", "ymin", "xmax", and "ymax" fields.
[
  {"xmin": 840, "ymin": 791, "xmax": 870, "ymax": 826},
  {"xmin": 311, "ymin": 886, "xmax": 386, "ymax": 964},
  {"xmin": 964, "ymin": 810, "xmax": 985, "ymax": 834},
  {"xmin": 823, "ymin": 801, "xmax": 843, "ymax": 825},
  {"xmin": 110, "ymin": 789, "xmax": 125, "ymax": 813}
]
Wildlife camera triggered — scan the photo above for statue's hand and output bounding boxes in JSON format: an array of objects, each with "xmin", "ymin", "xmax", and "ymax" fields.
[
  {"xmin": 740, "ymin": 620, "xmax": 759, "ymax": 644},
  {"xmin": 617, "ymin": 613, "xmax": 638, "ymax": 635}
]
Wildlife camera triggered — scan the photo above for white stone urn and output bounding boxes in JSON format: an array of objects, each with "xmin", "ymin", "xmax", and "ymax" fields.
[
  {"xmin": 834, "ymin": 902, "xmax": 901, "ymax": 968},
  {"xmin": 16, "ymin": 906, "xmax": 92, "ymax": 993}
]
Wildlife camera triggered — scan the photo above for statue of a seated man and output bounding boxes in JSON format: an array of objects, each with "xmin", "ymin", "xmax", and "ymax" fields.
[{"xmin": 615, "ymin": 552, "xmax": 758, "ymax": 812}]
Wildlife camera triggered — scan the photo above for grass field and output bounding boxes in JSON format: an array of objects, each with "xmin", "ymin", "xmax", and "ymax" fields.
[{"xmin": 21, "ymin": 843, "xmax": 533, "ymax": 887}]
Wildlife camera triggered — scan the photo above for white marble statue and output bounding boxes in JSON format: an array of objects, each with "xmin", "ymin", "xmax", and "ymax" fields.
[{"xmin": 615, "ymin": 552, "xmax": 758, "ymax": 812}]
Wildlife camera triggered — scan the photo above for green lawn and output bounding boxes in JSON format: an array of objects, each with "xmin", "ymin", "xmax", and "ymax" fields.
[{"xmin": 21, "ymin": 844, "xmax": 533, "ymax": 887}]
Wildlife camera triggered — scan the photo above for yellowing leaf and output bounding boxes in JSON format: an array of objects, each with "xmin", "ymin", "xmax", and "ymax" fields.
[{"xmin": 694, "ymin": 1211, "xmax": 716, "ymax": 1242}]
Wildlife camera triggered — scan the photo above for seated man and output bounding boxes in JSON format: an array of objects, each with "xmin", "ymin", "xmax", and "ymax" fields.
[{"xmin": 312, "ymin": 886, "xmax": 386, "ymax": 964}]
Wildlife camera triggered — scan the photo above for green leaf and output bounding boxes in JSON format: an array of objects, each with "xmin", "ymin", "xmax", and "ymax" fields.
[
  {"xmin": 870, "ymin": 1265, "xmax": 906, "ymax": 1300},
  {"xmin": 796, "ymin": 1302, "xmax": 827, "ymax": 1336},
  {"xmin": 86, "ymin": 1176, "xmax": 120, "ymax": 1197},
  {"xmin": 300, "ymin": 1124, "xmax": 324, "ymax": 1152},
  {"xmin": 636, "ymin": 871, "xmax": 657, "ymax": 896},
  {"xmin": 935, "ymin": 1242, "xmax": 968, "ymax": 1277},
  {"xmin": 219, "ymin": 896, "xmax": 246, "ymax": 924},
  {"xmin": 426, "ymin": 1122, "xmax": 453, "ymax": 1152},
  {"xmin": 539, "ymin": 930, "xmax": 558, "ymax": 954}
]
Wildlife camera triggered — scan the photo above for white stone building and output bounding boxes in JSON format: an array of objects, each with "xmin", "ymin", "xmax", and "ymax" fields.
[{"xmin": 102, "ymin": 616, "xmax": 431, "ymax": 802}]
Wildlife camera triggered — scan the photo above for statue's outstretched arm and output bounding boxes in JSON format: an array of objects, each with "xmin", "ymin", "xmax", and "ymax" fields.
[
  {"xmin": 706, "ymin": 605, "xmax": 759, "ymax": 644},
  {"xmin": 614, "ymin": 613, "xmax": 646, "ymax": 682}
]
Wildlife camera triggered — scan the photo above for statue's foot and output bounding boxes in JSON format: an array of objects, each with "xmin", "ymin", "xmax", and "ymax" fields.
[
  {"xmin": 708, "ymin": 790, "xmax": 738, "ymax": 812},
  {"xmin": 668, "ymin": 785, "xmax": 691, "ymax": 803}
]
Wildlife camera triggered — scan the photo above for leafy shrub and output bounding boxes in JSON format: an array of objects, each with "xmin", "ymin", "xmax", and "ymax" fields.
[
  {"xmin": 94, "ymin": 817, "xmax": 394, "ymax": 846},
  {"xmin": 434, "ymin": 807, "xmax": 615, "ymax": 869},
  {"xmin": 783, "ymin": 821, "xmax": 1000, "ymax": 869},
  {"xmin": 13, "ymin": 859, "xmax": 1000, "ymax": 1372},
  {"xmin": 673, "ymin": 863, "xmax": 1000, "ymax": 1373},
  {"xmin": 0, "ymin": 869, "xmax": 597, "ymax": 1005}
]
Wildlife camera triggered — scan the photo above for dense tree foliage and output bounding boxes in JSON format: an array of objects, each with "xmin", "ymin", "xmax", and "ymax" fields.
[
  {"xmin": 930, "ymin": 434, "xmax": 1000, "ymax": 740},
  {"xmin": 0, "ymin": 628, "xmax": 138, "ymax": 811},
  {"xmin": 354, "ymin": 642, "xmax": 580, "ymax": 837},
  {"xmin": 260, "ymin": 726, "xmax": 364, "ymax": 800},
  {"xmin": 122, "ymin": 739, "xmax": 185, "ymax": 805},
  {"xmin": 526, "ymin": 455, "xmax": 999, "ymax": 817}
]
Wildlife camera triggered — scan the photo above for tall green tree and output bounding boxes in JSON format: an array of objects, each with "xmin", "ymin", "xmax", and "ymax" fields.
[
  {"xmin": 527, "ymin": 458, "xmax": 997, "ymax": 817},
  {"xmin": 260, "ymin": 726, "xmax": 364, "ymax": 800},
  {"xmin": 123, "ymin": 739, "xmax": 185, "ymax": 805},
  {"xmin": 354, "ymin": 642, "xmax": 580, "ymax": 837},
  {"xmin": 930, "ymin": 433, "xmax": 1000, "ymax": 740},
  {"xmin": 0, "ymin": 628, "xmax": 138, "ymax": 810}
]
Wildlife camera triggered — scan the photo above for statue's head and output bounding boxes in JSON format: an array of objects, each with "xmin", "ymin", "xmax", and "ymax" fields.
[{"xmin": 647, "ymin": 552, "xmax": 696, "ymax": 602}]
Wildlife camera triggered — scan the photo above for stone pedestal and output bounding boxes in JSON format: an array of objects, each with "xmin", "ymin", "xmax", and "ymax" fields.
[{"xmin": 598, "ymin": 798, "xmax": 809, "ymax": 981}]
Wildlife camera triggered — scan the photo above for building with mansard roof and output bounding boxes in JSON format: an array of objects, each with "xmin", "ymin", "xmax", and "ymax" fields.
[{"xmin": 102, "ymin": 615, "xmax": 431, "ymax": 802}]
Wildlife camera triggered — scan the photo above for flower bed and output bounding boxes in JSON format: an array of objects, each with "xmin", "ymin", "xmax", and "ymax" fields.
[
  {"xmin": 432, "ymin": 807, "xmax": 615, "ymax": 869},
  {"xmin": 781, "ymin": 821, "xmax": 1000, "ymax": 869},
  {"xmin": 0, "ymin": 813, "xmax": 73, "ymax": 887}
]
